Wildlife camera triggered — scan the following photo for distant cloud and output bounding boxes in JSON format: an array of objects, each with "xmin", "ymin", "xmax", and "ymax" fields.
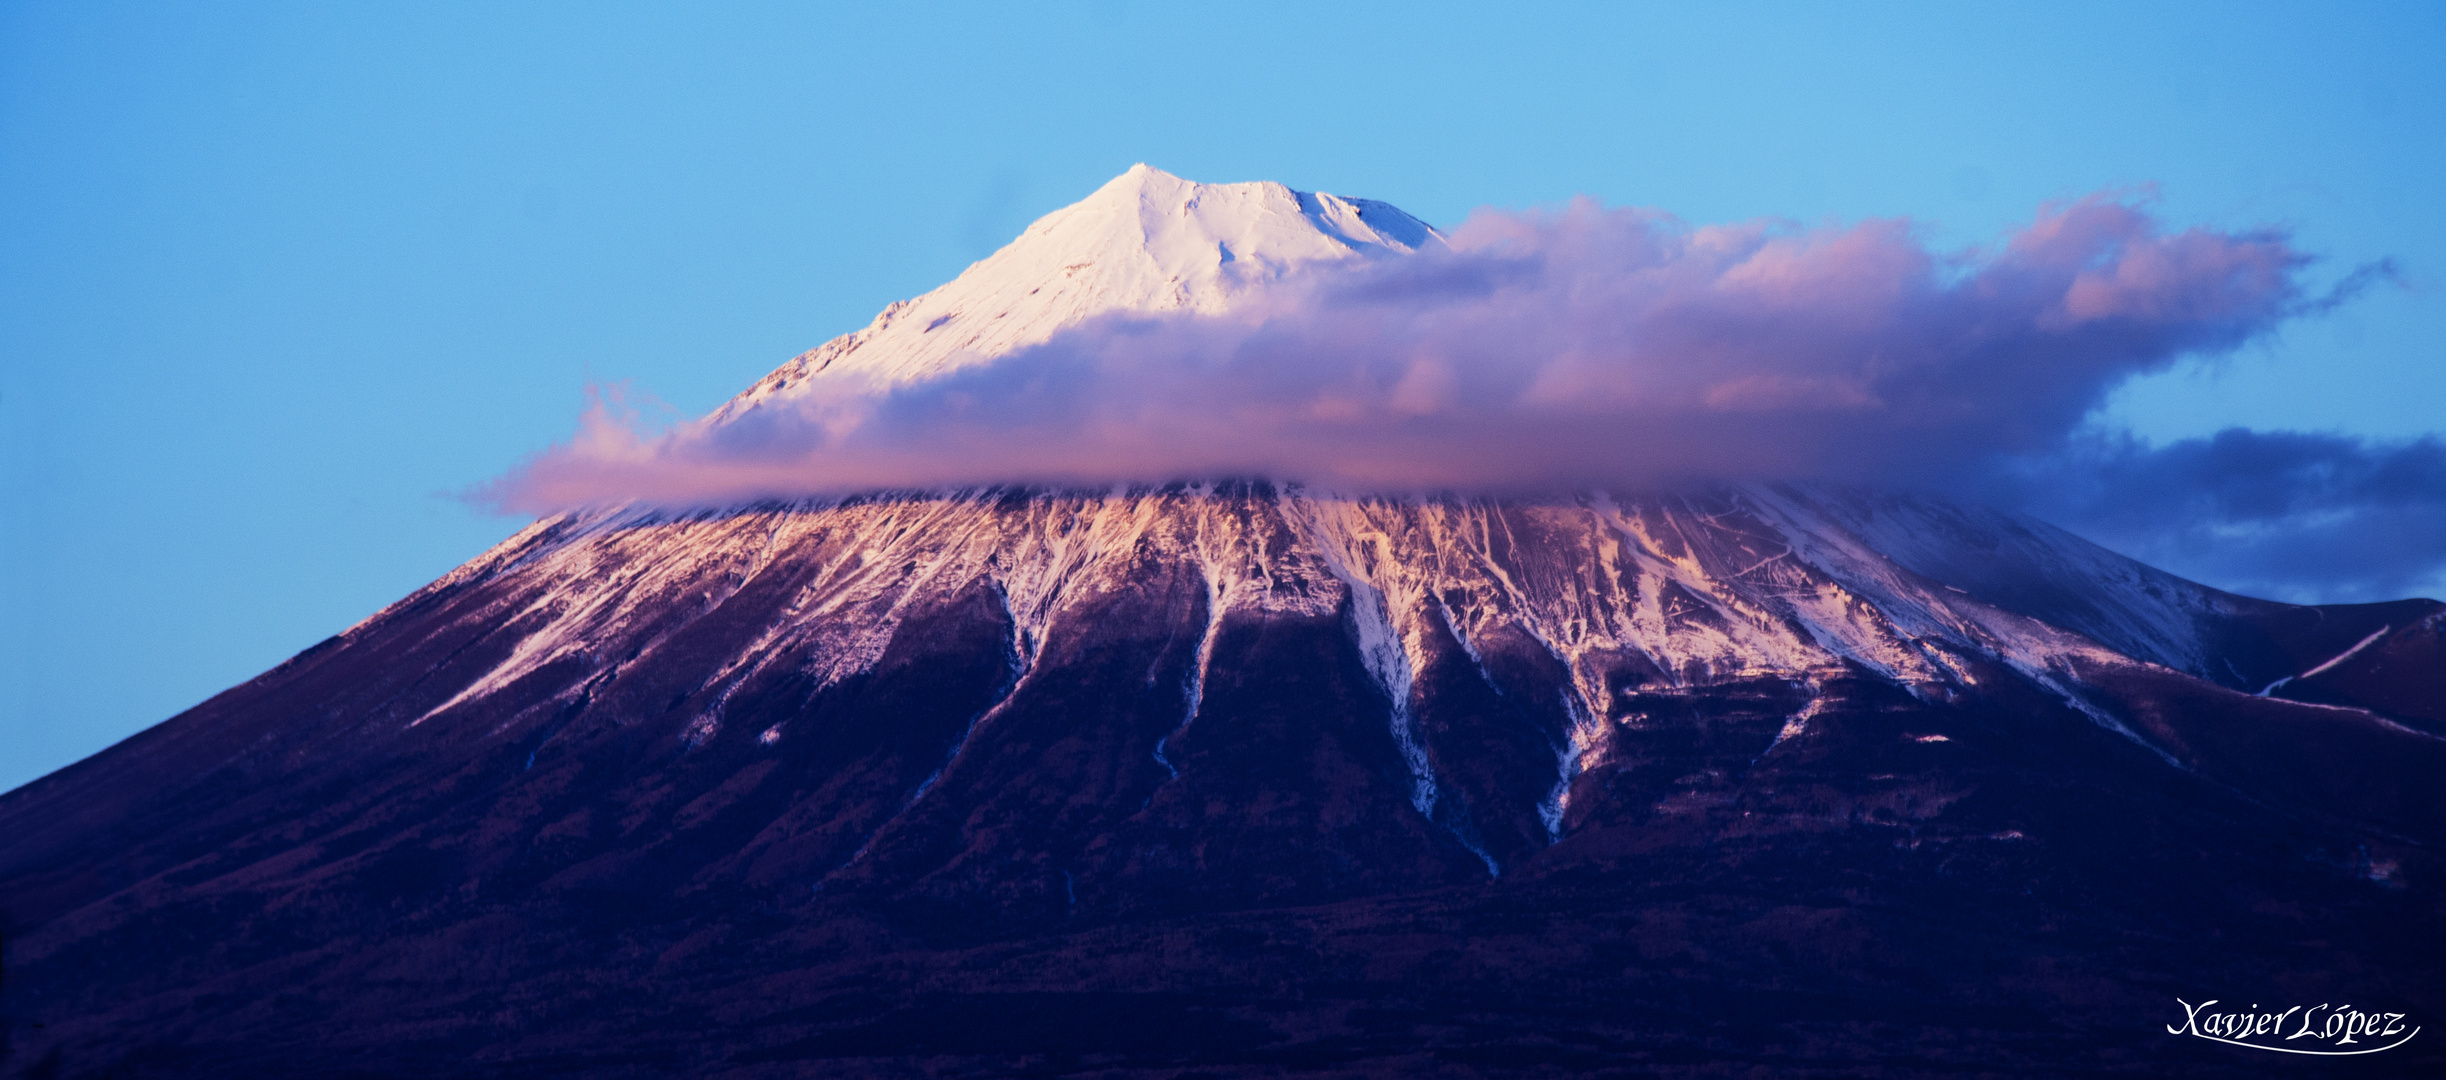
[
  {"xmin": 2010, "ymin": 429, "xmax": 2446, "ymax": 603},
  {"xmin": 479, "ymin": 191, "xmax": 2433, "ymax": 601}
]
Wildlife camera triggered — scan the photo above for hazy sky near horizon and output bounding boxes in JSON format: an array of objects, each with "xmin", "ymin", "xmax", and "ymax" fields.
[{"xmin": 4, "ymin": 0, "xmax": 2443, "ymax": 793}]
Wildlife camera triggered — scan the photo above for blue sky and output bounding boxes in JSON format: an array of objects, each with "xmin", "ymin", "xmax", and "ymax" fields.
[{"xmin": 4, "ymin": 1, "xmax": 2441, "ymax": 793}]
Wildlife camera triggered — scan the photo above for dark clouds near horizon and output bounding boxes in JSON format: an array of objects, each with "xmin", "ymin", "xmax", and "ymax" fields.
[
  {"xmin": 485, "ymin": 194, "xmax": 2439, "ymax": 603},
  {"xmin": 2009, "ymin": 429, "xmax": 2446, "ymax": 603}
]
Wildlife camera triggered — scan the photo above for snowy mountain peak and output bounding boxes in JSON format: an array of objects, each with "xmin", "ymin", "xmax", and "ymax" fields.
[
  {"xmin": 1067, "ymin": 164, "xmax": 1440, "ymax": 272},
  {"xmin": 715, "ymin": 167, "xmax": 1440, "ymax": 418}
]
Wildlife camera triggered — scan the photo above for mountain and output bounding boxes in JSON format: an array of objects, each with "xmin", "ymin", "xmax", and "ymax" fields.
[{"xmin": 4, "ymin": 169, "xmax": 2441, "ymax": 1079}]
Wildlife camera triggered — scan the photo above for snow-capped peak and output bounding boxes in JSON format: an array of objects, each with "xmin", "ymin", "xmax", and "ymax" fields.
[{"xmin": 715, "ymin": 166, "xmax": 1440, "ymax": 419}]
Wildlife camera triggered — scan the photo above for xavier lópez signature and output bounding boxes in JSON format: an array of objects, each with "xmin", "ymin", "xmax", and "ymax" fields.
[{"xmin": 2168, "ymin": 999, "xmax": 2419, "ymax": 1055}]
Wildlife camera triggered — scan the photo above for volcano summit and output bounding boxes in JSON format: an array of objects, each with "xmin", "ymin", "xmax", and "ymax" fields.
[{"xmin": 4, "ymin": 169, "xmax": 2441, "ymax": 1078}]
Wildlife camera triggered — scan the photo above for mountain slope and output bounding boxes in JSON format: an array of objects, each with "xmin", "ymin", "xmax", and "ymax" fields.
[{"xmin": 5, "ymin": 483, "xmax": 2440, "ymax": 1076}]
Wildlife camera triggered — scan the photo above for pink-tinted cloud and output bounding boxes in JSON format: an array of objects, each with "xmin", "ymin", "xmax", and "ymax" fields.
[{"xmin": 484, "ymin": 193, "xmax": 2335, "ymax": 512}]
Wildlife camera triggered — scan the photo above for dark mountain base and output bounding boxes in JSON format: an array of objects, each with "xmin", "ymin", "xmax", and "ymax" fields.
[
  {"xmin": 10, "ymin": 844, "xmax": 2438, "ymax": 1079},
  {"xmin": 12, "ymin": 661, "xmax": 2440, "ymax": 1079}
]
